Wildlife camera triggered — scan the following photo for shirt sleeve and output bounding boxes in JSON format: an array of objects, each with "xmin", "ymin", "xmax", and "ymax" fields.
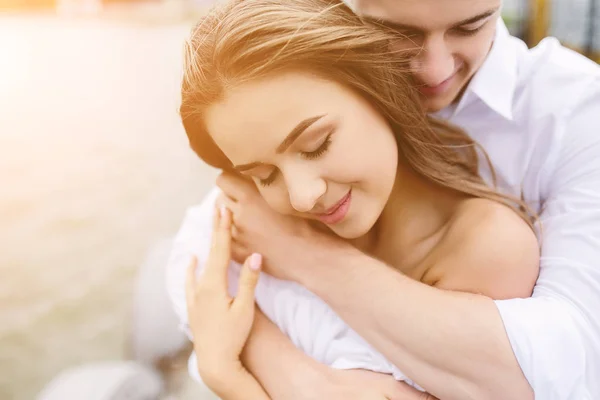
[{"xmin": 495, "ymin": 78, "xmax": 600, "ymax": 399}]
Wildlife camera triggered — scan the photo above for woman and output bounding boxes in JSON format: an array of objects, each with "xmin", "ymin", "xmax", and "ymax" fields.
[{"xmin": 179, "ymin": 0, "xmax": 539, "ymax": 398}]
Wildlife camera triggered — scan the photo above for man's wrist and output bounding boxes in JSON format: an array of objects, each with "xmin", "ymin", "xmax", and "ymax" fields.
[{"xmin": 291, "ymin": 232, "xmax": 360, "ymax": 290}]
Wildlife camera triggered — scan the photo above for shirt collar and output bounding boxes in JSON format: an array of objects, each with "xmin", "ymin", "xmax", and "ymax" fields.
[{"xmin": 453, "ymin": 19, "xmax": 518, "ymax": 121}]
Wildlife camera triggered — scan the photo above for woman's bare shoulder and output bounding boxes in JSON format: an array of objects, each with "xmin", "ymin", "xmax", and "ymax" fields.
[
  {"xmin": 424, "ymin": 198, "xmax": 540, "ymax": 300},
  {"xmin": 450, "ymin": 198, "xmax": 532, "ymax": 238}
]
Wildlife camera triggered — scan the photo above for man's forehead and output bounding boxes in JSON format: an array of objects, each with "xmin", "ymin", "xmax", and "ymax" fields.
[{"xmin": 352, "ymin": 0, "xmax": 501, "ymax": 29}]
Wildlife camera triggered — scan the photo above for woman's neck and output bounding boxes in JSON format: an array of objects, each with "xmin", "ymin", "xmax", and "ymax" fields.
[{"xmin": 354, "ymin": 167, "xmax": 464, "ymax": 270}]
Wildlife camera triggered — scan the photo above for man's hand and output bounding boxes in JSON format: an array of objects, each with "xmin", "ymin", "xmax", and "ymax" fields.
[{"xmin": 215, "ymin": 172, "xmax": 333, "ymax": 280}]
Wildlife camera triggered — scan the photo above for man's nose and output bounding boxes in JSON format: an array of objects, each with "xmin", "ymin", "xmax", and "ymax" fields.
[{"xmin": 410, "ymin": 35, "xmax": 456, "ymax": 87}]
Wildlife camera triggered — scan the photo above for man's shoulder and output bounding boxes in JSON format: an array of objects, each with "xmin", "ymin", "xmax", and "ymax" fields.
[
  {"xmin": 517, "ymin": 38, "xmax": 600, "ymax": 114},
  {"xmin": 535, "ymin": 38, "xmax": 597, "ymax": 72}
]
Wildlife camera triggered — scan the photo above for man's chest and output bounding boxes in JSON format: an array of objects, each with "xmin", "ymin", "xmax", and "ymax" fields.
[{"xmin": 450, "ymin": 105, "xmax": 557, "ymax": 213}]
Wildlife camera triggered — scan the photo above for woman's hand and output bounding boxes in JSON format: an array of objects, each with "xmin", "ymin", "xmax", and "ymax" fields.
[{"xmin": 185, "ymin": 205, "xmax": 264, "ymax": 393}]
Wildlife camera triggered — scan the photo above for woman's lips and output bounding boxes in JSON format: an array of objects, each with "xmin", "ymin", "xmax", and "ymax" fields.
[{"xmin": 316, "ymin": 190, "xmax": 352, "ymax": 225}]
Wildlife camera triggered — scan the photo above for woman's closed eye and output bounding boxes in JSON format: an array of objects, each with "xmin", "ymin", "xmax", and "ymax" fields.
[
  {"xmin": 258, "ymin": 132, "xmax": 334, "ymax": 187},
  {"xmin": 301, "ymin": 132, "xmax": 333, "ymax": 160},
  {"xmin": 258, "ymin": 170, "xmax": 278, "ymax": 187}
]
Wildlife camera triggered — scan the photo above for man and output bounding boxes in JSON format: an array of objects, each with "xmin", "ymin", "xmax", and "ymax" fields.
[{"xmin": 168, "ymin": 0, "xmax": 600, "ymax": 398}]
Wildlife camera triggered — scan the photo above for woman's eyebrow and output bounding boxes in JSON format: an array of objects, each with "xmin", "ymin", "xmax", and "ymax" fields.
[
  {"xmin": 233, "ymin": 114, "xmax": 326, "ymax": 172},
  {"xmin": 275, "ymin": 114, "xmax": 326, "ymax": 154}
]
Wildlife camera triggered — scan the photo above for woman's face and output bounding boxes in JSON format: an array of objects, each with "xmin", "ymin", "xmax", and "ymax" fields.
[{"xmin": 204, "ymin": 71, "xmax": 398, "ymax": 239}]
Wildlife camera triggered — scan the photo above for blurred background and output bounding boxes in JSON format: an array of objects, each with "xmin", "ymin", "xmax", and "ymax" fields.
[{"xmin": 0, "ymin": 0, "xmax": 598, "ymax": 399}]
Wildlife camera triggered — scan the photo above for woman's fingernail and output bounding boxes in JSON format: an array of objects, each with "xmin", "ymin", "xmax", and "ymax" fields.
[
  {"xmin": 249, "ymin": 253, "xmax": 262, "ymax": 271},
  {"xmin": 220, "ymin": 206, "xmax": 228, "ymax": 218}
]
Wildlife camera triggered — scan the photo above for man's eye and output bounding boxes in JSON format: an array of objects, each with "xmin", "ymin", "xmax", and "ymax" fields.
[{"xmin": 453, "ymin": 24, "xmax": 485, "ymax": 36}]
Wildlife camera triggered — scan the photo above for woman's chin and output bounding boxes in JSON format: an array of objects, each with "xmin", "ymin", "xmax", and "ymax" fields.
[{"xmin": 327, "ymin": 216, "xmax": 376, "ymax": 240}]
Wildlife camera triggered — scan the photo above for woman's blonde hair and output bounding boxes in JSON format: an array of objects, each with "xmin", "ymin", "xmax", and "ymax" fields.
[{"xmin": 180, "ymin": 0, "xmax": 536, "ymax": 228}]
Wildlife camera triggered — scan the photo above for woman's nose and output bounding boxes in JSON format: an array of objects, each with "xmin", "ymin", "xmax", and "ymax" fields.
[{"xmin": 285, "ymin": 171, "xmax": 327, "ymax": 213}]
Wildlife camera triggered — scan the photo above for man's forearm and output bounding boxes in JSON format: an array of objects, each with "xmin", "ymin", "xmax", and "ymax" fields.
[
  {"xmin": 295, "ymin": 242, "xmax": 532, "ymax": 400},
  {"xmin": 241, "ymin": 308, "xmax": 328, "ymax": 400}
]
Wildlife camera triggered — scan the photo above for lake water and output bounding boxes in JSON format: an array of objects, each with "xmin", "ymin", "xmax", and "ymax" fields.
[{"xmin": 0, "ymin": 14, "xmax": 218, "ymax": 400}]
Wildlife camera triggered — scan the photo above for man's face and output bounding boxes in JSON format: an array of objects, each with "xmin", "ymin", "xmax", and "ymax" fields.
[{"xmin": 353, "ymin": 0, "xmax": 501, "ymax": 112}]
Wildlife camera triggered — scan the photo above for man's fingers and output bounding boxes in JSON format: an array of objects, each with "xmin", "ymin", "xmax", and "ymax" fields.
[
  {"xmin": 230, "ymin": 244, "xmax": 248, "ymax": 264},
  {"xmin": 232, "ymin": 253, "xmax": 262, "ymax": 313},
  {"xmin": 215, "ymin": 192, "xmax": 237, "ymax": 212},
  {"xmin": 216, "ymin": 172, "xmax": 253, "ymax": 201},
  {"xmin": 185, "ymin": 255, "xmax": 198, "ymax": 305},
  {"xmin": 231, "ymin": 224, "xmax": 241, "ymax": 239},
  {"xmin": 216, "ymin": 194, "xmax": 240, "ymax": 234},
  {"xmin": 204, "ymin": 206, "xmax": 233, "ymax": 286}
]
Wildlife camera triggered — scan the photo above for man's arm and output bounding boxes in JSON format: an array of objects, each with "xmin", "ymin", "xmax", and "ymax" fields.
[
  {"xmin": 288, "ymin": 81, "xmax": 600, "ymax": 400},
  {"xmin": 240, "ymin": 309, "xmax": 330, "ymax": 399},
  {"xmin": 290, "ymin": 240, "xmax": 531, "ymax": 400},
  {"xmin": 492, "ymin": 79, "xmax": 600, "ymax": 399}
]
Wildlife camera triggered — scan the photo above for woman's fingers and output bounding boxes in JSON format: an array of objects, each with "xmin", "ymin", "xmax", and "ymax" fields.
[
  {"xmin": 232, "ymin": 253, "xmax": 262, "ymax": 313},
  {"xmin": 216, "ymin": 193, "xmax": 240, "ymax": 235},
  {"xmin": 185, "ymin": 255, "xmax": 198, "ymax": 304},
  {"xmin": 203, "ymin": 206, "xmax": 233, "ymax": 288}
]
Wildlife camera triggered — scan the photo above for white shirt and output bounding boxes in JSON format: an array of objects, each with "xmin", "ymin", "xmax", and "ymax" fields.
[
  {"xmin": 447, "ymin": 21, "xmax": 600, "ymax": 400},
  {"xmin": 166, "ymin": 20, "xmax": 600, "ymax": 399}
]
